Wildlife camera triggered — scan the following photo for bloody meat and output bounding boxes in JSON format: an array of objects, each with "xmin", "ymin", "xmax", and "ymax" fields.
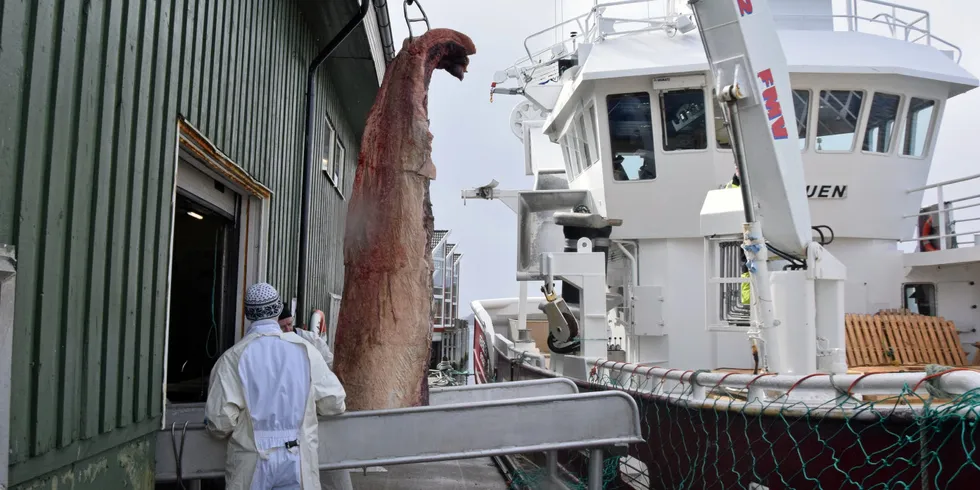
[{"xmin": 332, "ymin": 29, "xmax": 476, "ymax": 411}]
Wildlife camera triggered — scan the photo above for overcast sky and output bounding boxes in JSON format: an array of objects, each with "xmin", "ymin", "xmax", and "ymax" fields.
[{"xmin": 385, "ymin": 0, "xmax": 980, "ymax": 315}]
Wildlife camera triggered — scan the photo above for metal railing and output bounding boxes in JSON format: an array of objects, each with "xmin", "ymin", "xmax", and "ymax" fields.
[
  {"xmin": 495, "ymin": 0, "xmax": 963, "ymax": 91},
  {"xmin": 498, "ymin": 350, "xmax": 980, "ymax": 489},
  {"xmin": 582, "ymin": 356, "xmax": 980, "ymax": 412},
  {"xmin": 904, "ymin": 172, "xmax": 980, "ymax": 251}
]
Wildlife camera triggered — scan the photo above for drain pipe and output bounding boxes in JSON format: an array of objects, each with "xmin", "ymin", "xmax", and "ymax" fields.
[{"xmin": 297, "ymin": 0, "xmax": 372, "ymax": 327}]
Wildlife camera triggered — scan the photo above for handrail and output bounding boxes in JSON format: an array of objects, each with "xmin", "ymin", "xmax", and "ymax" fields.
[
  {"xmin": 907, "ymin": 172, "xmax": 980, "ymax": 193},
  {"xmin": 496, "ymin": 0, "xmax": 963, "ymax": 90},
  {"xmin": 904, "ymin": 173, "xmax": 980, "ymax": 251},
  {"xmin": 582, "ymin": 355, "xmax": 980, "ymax": 400}
]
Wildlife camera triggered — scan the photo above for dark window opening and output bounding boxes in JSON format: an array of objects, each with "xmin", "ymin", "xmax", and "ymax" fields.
[
  {"xmin": 660, "ymin": 88, "xmax": 707, "ymax": 151},
  {"xmin": 903, "ymin": 97, "xmax": 936, "ymax": 157},
  {"xmin": 816, "ymin": 90, "xmax": 865, "ymax": 152},
  {"xmin": 863, "ymin": 92, "xmax": 901, "ymax": 153},
  {"xmin": 607, "ymin": 92, "xmax": 656, "ymax": 181},
  {"xmin": 166, "ymin": 191, "xmax": 240, "ymax": 403},
  {"xmin": 793, "ymin": 89, "xmax": 811, "ymax": 150},
  {"xmin": 903, "ymin": 283, "xmax": 937, "ymax": 317},
  {"xmin": 714, "ymin": 96, "xmax": 731, "ymax": 150}
]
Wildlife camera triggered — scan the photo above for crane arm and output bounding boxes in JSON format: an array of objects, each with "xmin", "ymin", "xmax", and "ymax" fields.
[{"xmin": 689, "ymin": 0, "xmax": 812, "ymax": 258}]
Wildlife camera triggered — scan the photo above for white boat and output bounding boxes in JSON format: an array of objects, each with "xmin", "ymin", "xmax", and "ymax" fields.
[{"xmin": 463, "ymin": 0, "xmax": 980, "ymax": 487}]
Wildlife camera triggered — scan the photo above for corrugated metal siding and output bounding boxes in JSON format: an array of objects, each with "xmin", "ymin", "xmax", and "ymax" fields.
[{"xmin": 0, "ymin": 0, "xmax": 362, "ymax": 483}]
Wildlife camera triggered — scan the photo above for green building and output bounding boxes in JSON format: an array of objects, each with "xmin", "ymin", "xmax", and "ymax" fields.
[{"xmin": 0, "ymin": 0, "xmax": 394, "ymax": 487}]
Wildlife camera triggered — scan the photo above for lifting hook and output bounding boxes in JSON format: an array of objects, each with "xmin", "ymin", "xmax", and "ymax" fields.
[{"xmin": 404, "ymin": 0, "xmax": 431, "ymax": 41}]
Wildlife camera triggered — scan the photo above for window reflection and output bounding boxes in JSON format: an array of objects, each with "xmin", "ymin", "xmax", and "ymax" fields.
[
  {"xmin": 589, "ymin": 105, "xmax": 600, "ymax": 155},
  {"xmin": 903, "ymin": 98, "xmax": 936, "ymax": 157},
  {"xmin": 903, "ymin": 283, "xmax": 936, "ymax": 316},
  {"xmin": 793, "ymin": 89, "xmax": 810, "ymax": 150},
  {"xmin": 714, "ymin": 97, "xmax": 731, "ymax": 150},
  {"xmin": 566, "ymin": 128, "xmax": 585, "ymax": 175},
  {"xmin": 607, "ymin": 92, "xmax": 656, "ymax": 181},
  {"xmin": 560, "ymin": 134, "xmax": 582, "ymax": 179},
  {"xmin": 559, "ymin": 136, "xmax": 571, "ymax": 177},
  {"xmin": 661, "ymin": 89, "xmax": 707, "ymax": 151},
  {"xmin": 577, "ymin": 113, "xmax": 594, "ymax": 166},
  {"xmin": 863, "ymin": 92, "xmax": 901, "ymax": 153},
  {"xmin": 816, "ymin": 90, "xmax": 864, "ymax": 152}
]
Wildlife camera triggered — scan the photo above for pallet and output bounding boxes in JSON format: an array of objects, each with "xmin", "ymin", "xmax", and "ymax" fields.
[{"xmin": 845, "ymin": 313, "xmax": 968, "ymax": 367}]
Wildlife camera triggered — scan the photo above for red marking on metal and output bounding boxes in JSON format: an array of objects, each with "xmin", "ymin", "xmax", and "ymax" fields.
[
  {"xmin": 757, "ymin": 69, "xmax": 790, "ymax": 140},
  {"xmin": 737, "ymin": 0, "xmax": 754, "ymax": 16}
]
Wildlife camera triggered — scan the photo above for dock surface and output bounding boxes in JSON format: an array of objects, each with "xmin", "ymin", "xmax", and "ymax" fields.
[{"xmin": 349, "ymin": 458, "xmax": 508, "ymax": 489}]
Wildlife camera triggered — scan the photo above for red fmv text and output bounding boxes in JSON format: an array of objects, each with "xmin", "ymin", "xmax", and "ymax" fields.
[
  {"xmin": 738, "ymin": 0, "xmax": 753, "ymax": 16},
  {"xmin": 757, "ymin": 69, "xmax": 790, "ymax": 140}
]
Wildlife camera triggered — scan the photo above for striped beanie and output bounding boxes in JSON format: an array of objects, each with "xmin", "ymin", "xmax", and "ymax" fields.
[{"xmin": 244, "ymin": 282, "xmax": 283, "ymax": 321}]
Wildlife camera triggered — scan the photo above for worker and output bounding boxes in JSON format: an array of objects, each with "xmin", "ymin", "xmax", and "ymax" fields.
[
  {"xmin": 205, "ymin": 283, "xmax": 347, "ymax": 489},
  {"xmin": 278, "ymin": 302, "xmax": 350, "ymax": 489},
  {"xmin": 280, "ymin": 301, "xmax": 335, "ymax": 375},
  {"xmin": 612, "ymin": 154, "xmax": 629, "ymax": 181},
  {"xmin": 278, "ymin": 302, "xmax": 349, "ymax": 488},
  {"xmin": 740, "ymin": 258, "xmax": 751, "ymax": 306},
  {"xmin": 725, "ymin": 166, "xmax": 741, "ymax": 189},
  {"xmin": 277, "ymin": 301, "xmax": 295, "ymax": 331}
]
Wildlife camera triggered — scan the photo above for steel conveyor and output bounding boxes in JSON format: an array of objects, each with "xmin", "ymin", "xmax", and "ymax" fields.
[{"xmin": 156, "ymin": 378, "xmax": 643, "ymax": 489}]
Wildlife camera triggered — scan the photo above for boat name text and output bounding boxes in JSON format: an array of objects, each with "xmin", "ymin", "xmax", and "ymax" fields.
[{"xmin": 807, "ymin": 185, "xmax": 847, "ymax": 199}]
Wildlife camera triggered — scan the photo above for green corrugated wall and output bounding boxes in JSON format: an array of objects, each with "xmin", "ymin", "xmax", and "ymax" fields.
[{"xmin": 0, "ymin": 0, "xmax": 366, "ymax": 485}]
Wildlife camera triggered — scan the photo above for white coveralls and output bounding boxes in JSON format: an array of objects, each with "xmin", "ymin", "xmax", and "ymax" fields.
[
  {"xmin": 292, "ymin": 328, "xmax": 353, "ymax": 490},
  {"xmin": 206, "ymin": 319, "xmax": 347, "ymax": 489},
  {"xmin": 293, "ymin": 328, "xmax": 334, "ymax": 369}
]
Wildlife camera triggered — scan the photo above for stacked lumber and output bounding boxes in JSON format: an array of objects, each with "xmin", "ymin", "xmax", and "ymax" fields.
[{"xmin": 845, "ymin": 313, "xmax": 967, "ymax": 367}]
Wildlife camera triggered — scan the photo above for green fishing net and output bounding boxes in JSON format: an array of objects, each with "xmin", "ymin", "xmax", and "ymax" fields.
[{"xmin": 499, "ymin": 362, "xmax": 980, "ymax": 489}]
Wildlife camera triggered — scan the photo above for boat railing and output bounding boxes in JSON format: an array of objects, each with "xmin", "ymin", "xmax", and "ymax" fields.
[
  {"xmin": 498, "ymin": 349, "xmax": 980, "ymax": 488},
  {"xmin": 580, "ymin": 356, "xmax": 980, "ymax": 412},
  {"xmin": 502, "ymin": 0, "xmax": 679, "ymax": 85},
  {"xmin": 498, "ymin": 0, "xmax": 962, "ymax": 89},
  {"xmin": 903, "ymin": 172, "xmax": 980, "ymax": 251}
]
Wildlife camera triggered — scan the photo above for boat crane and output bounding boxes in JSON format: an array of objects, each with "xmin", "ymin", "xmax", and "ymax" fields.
[
  {"xmin": 688, "ymin": 0, "xmax": 847, "ymax": 375},
  {"xmin": 466, "ymin": 0, "xmax": 848, "ymax": 376}
]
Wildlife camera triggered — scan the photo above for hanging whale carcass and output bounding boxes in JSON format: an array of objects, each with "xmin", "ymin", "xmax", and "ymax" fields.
[{"xmin": 332, "ymin": 29, "xmax": 476, "ymax": 411}]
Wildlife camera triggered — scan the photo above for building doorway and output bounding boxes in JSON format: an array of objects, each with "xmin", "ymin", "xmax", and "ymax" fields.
[
  {"xmin": 162, "ymin": 122, "xmax": 272, "ymax": 426},
  {"xmin": 165, "ymin": 190, "xmax": 240, "ymax": 403}
]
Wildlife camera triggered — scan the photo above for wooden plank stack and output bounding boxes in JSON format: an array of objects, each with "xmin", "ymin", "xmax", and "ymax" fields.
[{"xmin": 845, "ymin": 312, "xmax": 968, "ymax": 367}]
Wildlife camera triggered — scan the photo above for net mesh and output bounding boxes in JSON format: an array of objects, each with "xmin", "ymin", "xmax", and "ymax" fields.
[{"xmin": 499, "ymin": 361, "xmax": 980, "ymax": 489}]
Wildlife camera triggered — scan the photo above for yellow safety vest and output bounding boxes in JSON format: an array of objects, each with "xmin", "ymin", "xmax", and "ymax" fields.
[
  {"xmin": 740, "ymin": 271, "xmax": 751, "ymax": 305},
  {"xmin": 726, "ymin": 181, "xmax": 740, "ymax": 189}
]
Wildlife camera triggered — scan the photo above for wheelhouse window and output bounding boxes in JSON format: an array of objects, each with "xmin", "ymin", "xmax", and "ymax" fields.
[
  {"xmin": 713, "ymin": 96, "xmax": 731, "ymax": 150},
  {"xmin": 607, "ymin": 92, "xmax": 656, "ymax": 181},
  {"xmin": 903, "ymin": 283, "xmax": 936, "ymax": 316},
  {"xmin": 577, "ymin": 113, "xmax": 595, "ymax": 166},
  {"xmin": 903, "ymin": 98, "xmax": 936, "ymax": 157},
  {"xmin": 660, "ymin": 88, "xmax": 707, "ymax": 151},
  {"xmin": 560, "ymin": 135, "xmax": 576, "ymax": 179},
  {"xmin": 588, "ymin": 104, "xmax": 600, "ymax": 156},
  {"xmin": 563, "ymin": 126, "xmax": 585, "ymax": 176},
  {"xmin": 862, "ymin": 92, "xmax": 901, "ymax": 153},
  {"xmin": 793, "ymin": 89, "xmax": 811, "ymax": 150},
  {"xmin": 816, "ymin": 90, "xmax": 864, "ymax": 152}
]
